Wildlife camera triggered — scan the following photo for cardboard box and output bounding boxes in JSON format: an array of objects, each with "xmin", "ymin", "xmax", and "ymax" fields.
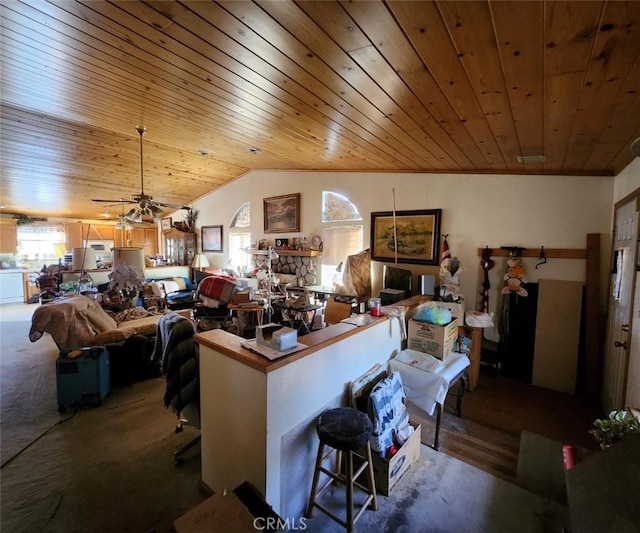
[
  {"xmin": 173, "ymin": 493, "xmax": 256, "ymax": 532},
  {"xmin": 369, "ymin": 423, "xmax": 421, "ymax": 496},
  {"xmin": 407, "ymin": 318, "xmax": 458, "ymax": 360},
  {"xmin": 174, "ymin": 309, "xmax": 192, "ymax": 320},
  {"xmin": 230, "ymin": 290, "xmax": 253, "ymax": 304}
]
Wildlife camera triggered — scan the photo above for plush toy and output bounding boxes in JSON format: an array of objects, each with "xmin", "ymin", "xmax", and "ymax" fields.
[{"xmin": 502, "ymin": 254, "xmax": 528, "ymax": 296}]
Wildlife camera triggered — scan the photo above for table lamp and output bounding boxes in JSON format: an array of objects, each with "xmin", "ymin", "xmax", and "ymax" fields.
[
  {"xmin": 112, "ymin": 247, "xmax": 145, "ymax": 278},
  {"xmin": 192, "ymin": 253, "xmax": 210, "ymax": 270}
]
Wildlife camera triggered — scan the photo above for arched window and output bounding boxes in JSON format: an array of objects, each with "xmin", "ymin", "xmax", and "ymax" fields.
[
  {"xmin": 321, "ymin": 192, "xmax": 363, "ymax": 286},
  {"xmin": 228, "ymin": 202, "xmax": 251, "ymax": 275}
]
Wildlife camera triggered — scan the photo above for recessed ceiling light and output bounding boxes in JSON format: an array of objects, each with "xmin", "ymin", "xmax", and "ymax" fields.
[
  {"xmin": 199, "ymin": 149, "xmax": 209, "ymax": 157},
  {"xmin": 249, "ymin": 147, "xmax": 262, "ymax": 155},
  {"xmin": 517, "ymin": 155, "xmax": 546, "ymax": 163}
]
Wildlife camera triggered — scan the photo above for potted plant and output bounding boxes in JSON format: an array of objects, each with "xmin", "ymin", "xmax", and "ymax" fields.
[{"xmin": 590, "ymin": 409, "xmax": 640, "ymax": 449}]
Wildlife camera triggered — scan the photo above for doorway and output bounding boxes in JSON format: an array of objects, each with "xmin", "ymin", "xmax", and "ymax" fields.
[{"xmin": 602, "ymin": 191, "xmax": 639, "ymax": 412}]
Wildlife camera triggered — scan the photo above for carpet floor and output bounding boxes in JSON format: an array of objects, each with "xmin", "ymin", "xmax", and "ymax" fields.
[{"xmin": 1, "ymin": 303, "xmax": 570, "ymax": 532}]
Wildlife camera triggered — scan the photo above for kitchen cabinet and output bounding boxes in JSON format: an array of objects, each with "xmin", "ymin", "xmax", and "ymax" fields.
[
  {"xmin": 65, "ymin": 223, "xmax": 158, "ymax": 257},
  {"xmin": 23, "ymin": 272, "xmax": 40, "ymax": 303},
  {"xmin": 0, "ymin": 219, "xmax": 17, "ymax": 254},
  {"xmin": 164, "ymin": 229, "xmax": 196, "ymax": 266},
  {"xmin": 65, "ymin": 224, "xmax": 115, "ymax": 249},
  {"xmin": 131, "ymin": 228, "xmax": 158, "ymax": 258}
]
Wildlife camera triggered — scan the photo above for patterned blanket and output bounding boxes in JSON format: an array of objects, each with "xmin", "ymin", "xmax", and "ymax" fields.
[{"xmin": 196, "ymin": 275, "xmax": 238, "ymax": 307}]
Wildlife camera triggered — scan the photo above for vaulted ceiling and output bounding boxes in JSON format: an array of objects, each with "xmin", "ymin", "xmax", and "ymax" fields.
[{"xmin": 2, "ymin": 0, "xmax": 640, "ymax": 221}]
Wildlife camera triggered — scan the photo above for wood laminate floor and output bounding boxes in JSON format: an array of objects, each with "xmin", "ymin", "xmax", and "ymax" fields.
[{"xmin": 409, "ymin": 366, "xmax": 604, "ymax": 483}]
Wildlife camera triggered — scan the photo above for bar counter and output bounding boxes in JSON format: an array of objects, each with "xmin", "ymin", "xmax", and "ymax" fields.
[{"xmin": 194, "ymin": 315, "xmax": 404, "ymax": 519}]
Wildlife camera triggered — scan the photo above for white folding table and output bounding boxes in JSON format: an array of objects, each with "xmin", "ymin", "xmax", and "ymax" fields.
[{"xmin": 389, "ymin": 349, "xmax": 470, "ymax": 450}]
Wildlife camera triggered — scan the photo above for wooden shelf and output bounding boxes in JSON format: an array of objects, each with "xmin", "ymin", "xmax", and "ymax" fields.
[
  {"xmin": 476, "ymin": 247, "xmax": 586, "ymax": 259},
  {"xmin": 246, "ymin": 249, "xmax": 319, "ymax": 257}
]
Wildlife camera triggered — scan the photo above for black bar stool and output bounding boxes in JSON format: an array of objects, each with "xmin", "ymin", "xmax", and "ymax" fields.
[{"xmin": 305, "ymin": 407, "xmax": 378, "ymax": 531}]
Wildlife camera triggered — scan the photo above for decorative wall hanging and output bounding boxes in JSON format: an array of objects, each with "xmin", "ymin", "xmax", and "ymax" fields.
[
  {"xmin": 263, "ymin": 193, "xmax": 300, "ymax": 233},
  {"xmin": 370, "ymin": 209, "xmax": 441, "ymax": 265},
  {"xmin": 202, "ymin": 225, "xmax": 223, "ymax": 252}
]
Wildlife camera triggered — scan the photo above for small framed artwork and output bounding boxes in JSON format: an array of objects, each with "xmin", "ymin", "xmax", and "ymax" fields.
[
  {"xmin": 264, "ymin": 193, "xmax": 300, "ymax": 233},
  {"xmin": 370, "ymin": 209, "xmax": 442, "ymax": 265},
  {"xmin": 202, "ymin": 225, "xmax": 223, "ymax": 253},
  {"xmin": 161, "ymin": 217, "xmax": 172, "ymax": 231}
]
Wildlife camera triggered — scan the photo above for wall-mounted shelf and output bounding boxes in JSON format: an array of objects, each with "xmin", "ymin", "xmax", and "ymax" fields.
[
  {"xmin": 246, "ymin": 249, "xmax": 319, "ymax": 257},
  {"xmin": 476, "ymin": 247, "xmax": 586, "ymax": 259}
]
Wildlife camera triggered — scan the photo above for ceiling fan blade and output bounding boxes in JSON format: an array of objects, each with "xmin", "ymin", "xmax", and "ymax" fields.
[
  {"xmin": 155, "ymin": 201, "xmax": 191, "ymax": 210},
  {"xmin": 92, "ymin": 198, "xmax": 137, "ymax": 204}
]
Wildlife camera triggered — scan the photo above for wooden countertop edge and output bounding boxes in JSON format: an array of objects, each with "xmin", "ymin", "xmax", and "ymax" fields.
[{"xmin": 194, "ymin": 318, "xmax": 387, "ymax": 374}]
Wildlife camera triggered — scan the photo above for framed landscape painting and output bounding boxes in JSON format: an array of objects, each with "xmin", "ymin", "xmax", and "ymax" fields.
[
  {"xmin": 370, "ymin": 209, "xmax": 442, "ymax": 265},
  {"xmin": 202, "ymin": 225, "xmax": 223, "ymax": 252},
  {"xmin": 264, "ymin": 193, "xmax": 300, "ymax": 233}
]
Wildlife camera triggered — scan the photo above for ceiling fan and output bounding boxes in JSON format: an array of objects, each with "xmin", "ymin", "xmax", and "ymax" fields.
[
  {"xmin": 112, "ymin": 199, "xmax": 134, "ymax": 230},
  {"xmin": 92, "ymin": 126, "xmax": 190, "ymax": 222}
]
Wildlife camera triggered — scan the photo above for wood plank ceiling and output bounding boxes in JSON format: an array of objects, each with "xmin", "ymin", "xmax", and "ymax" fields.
[{"xmin": 1, "ymin": 0, "xmax": 640, "ymax": 221}]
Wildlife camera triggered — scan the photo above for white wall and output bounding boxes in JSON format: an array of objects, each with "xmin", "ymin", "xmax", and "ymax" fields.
[
  {"xmin": 191, "ymin": 170, "xmax": 614, "ymax": 339},
  {"xmin": 614, "ymin": 157, "xmax": 640, "ymax": 203}
]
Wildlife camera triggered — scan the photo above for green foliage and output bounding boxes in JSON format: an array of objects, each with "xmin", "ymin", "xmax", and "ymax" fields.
[{"xmin": 590, "ymin": 410, "xmax": 640, "ymax": 449}]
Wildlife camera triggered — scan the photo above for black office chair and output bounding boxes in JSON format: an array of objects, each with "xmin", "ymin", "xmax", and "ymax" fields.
[{"xmin": 152, "ymin": 312, "xmax": 201, "ymax": 466}]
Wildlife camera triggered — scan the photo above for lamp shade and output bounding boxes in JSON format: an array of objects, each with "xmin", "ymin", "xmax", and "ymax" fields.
[
  {"xmin": 72, "ymin": 248, "xmax": 97, "ymax": 271},
  {"xmin": 112, "ymin": 247, "xmax": 145, "ymax": 277},
  {"xmin": 192, "ymin": 253, "xmax": 210, "ymax": 269}
]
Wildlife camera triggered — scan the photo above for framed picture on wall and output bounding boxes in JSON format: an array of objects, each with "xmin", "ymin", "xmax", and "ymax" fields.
[
  {"xmin": 161, "ymin": 217, "xmax": 172, "ymax": 231},
  {"xmin": 202, "ymin": 225, "xmax": 223, "ymax": 252},
  {"xmin": 263, "ymin": 193, "xmax": 300, "ymax": 233},
  {"xmin": 370, "ymin": 209, "xmax": 442, "ymax": 265}
]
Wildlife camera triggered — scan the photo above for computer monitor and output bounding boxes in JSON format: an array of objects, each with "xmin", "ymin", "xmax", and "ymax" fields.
[{"xmin": 383, "ymin": 265, "xmax": 412, "ymax": 294}]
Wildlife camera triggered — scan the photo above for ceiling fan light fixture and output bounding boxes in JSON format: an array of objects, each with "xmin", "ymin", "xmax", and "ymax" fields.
[{"xmin": 116, "ymin": 220, "xmax": 133, "ymax": 230}]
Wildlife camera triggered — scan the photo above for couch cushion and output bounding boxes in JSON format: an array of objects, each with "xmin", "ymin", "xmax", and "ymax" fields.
[{"xmin": 90, "ymin": 315, "xmax": 162, "ymax": 346}]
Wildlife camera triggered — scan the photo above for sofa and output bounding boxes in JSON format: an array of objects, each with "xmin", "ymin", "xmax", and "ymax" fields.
[
  {"xmin": 144, "ymin": 276, "xmax": 197, "ymax": 310},
  {"xmin": 29, "ymin": 295, "xmax": 163, "ymax": 351}
]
